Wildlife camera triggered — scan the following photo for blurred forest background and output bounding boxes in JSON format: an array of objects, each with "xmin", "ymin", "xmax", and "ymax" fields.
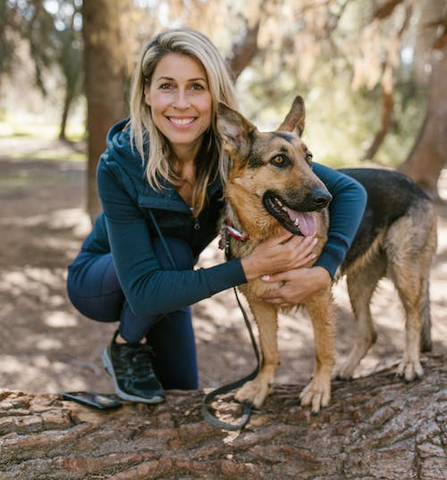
[
  {"xmin": 1, "ymin": 0, "xmax": 447, "ymax": 216},
  {"xmin": 0, "ymin": 0, "xmax": 446, "ymax": 396}
]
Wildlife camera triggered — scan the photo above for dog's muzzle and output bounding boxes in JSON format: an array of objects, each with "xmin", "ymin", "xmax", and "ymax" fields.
[{"xmin": 263, "ymin": 188, "xmax": 332, "ymax": 237}]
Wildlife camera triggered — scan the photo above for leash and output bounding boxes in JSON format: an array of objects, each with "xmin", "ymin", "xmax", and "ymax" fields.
[
  {"xmin": 149, "ymin": 209, "xmax": 261, "ymax": 430},
  {"xmin": 201, "ymin": 286, "xmax": 260, "ymax": 431},
  {"xmin": 201, "ymin": 224, "xmax": 261, "ymax": 431}
]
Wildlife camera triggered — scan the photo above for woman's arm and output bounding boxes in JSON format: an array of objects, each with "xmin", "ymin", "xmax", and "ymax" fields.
[
  {"xmin": 260, "ymin": 163, "xmax": 367, "ymax": 305},
  {"xmin": 312, "ymin": 162, "xmax": 367, "ymax": 278},
  {"xmin": 97, "ymin": 158, "xmax": 248, "ymax": 317}
]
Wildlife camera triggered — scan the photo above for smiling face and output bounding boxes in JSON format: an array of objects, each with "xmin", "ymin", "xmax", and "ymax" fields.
[{"xmin": 144, "ymin": 53, "xmax": 213, "ymax": 160}]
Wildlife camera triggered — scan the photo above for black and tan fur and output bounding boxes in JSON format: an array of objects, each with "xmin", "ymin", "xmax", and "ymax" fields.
[{"xmin": 217, "ymin": 96, "xmax": 437, "ymax": 413}]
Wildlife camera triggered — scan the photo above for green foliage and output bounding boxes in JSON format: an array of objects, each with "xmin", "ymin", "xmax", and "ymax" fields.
[
  {"xmin": 236, "ymin": 52, "xmax": 428, "ymax": 169},
  {"xmin": 0, "ymin": 0, "xmax": 434, "ymax": 168}
]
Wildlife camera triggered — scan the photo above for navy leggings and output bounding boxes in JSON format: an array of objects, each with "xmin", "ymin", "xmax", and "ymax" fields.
[{"xmin": 67, "ymin": 234, "xmax": 198, "ymax": 390}]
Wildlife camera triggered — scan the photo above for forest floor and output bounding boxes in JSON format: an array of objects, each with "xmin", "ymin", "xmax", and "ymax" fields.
[{"xmin": 0, "ymin": 136, "xmax": 446, "ymax": 398}]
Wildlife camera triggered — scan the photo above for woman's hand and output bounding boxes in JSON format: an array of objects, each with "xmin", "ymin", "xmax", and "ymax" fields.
[
  {"xmin": 260, "ymin": 266, "xmax": 332, "ymax": 306},
  {"xmin": 240, "ymin": 232, "xmax": 318, "ymax": 281}
]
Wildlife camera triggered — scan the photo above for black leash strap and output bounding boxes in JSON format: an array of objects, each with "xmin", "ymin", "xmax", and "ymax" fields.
[
  {"xmin": 149, "ymin": 209, "xmax": 261, "ymax": 430},
  {"xmin": 201, "ymin": 287, "xmax": 261, "ymax": 431}
]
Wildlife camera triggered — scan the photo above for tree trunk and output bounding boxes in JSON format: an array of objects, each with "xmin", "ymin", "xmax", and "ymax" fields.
[
  {"xmin": 398, "ymin": 41, "xmax": 447, "ymax": 199},
  {"xmin": 1, "ymin": 353, "xmax": 445, "ymax": 479},
  {"xmin": 58, "ymin": 86, "xmax": 73, "ymax": 142},
  {"xmin": 363, "ymin": 89, "xmax": 394, "ymax": 160},
  {"xmin": 82, "ymin": 0, "xmax": 127, "ymax": 222},
  {"xmin": 228, "ymin": 21, "xmax": 261, "ymax": 81},
  {"xmin": 226, "ymin": 0, "xmax": 269, "ymax": 80}
]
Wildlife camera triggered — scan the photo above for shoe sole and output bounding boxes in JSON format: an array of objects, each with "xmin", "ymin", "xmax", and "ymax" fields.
[{"xmin": 102, "ymin": 348, "xmax": 165, "ymax": 404}]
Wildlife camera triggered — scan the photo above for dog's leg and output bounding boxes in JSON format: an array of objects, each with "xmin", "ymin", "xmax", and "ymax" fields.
[
  {"xmin": 387, "ymin": 212, "xmax": 437, "ymax": 381},
  {"xmin": 391, "ymin": 266, "xmax": 429, "ymax": 381},
  {"xmin": 335, "ymin": 256, "xmax": 386, "ymax": 380},
  {"xmin": 235, "ymin": 297, "xmax": 279, "ymax": 408},
  {"xmin": 300, "ymin": 287, "xmax": 335, "ymax": 413}
]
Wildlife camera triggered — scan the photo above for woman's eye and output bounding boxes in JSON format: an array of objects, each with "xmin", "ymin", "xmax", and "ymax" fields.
[
  {"xmin": 159, "ymin": 83, "xmax": 172, "ymax": 90},
  {"xmin": 192, "ymin": 83, "xmax": 205, "ymax": 91}
]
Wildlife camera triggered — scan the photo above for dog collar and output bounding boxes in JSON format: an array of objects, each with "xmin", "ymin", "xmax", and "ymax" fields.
[{"xmin": 225, "ymin": 220, "xmax": 250, "ymax": 242}]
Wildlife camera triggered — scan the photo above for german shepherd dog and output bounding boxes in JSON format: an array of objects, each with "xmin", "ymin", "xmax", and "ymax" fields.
[{"xmin": 217, "ymin": 96, "xmax": 437, "ymax": 413}]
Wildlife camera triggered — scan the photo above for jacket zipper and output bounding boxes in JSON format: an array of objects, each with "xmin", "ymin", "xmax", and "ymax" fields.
[{"xmin": 190, "ymin": 207, "xmax": 200, "ymax": 230}]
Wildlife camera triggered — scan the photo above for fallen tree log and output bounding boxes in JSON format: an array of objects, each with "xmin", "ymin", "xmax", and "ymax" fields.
[{"xmin": 1, "ymin": 353, "xmax": 446, "ymax": 479}]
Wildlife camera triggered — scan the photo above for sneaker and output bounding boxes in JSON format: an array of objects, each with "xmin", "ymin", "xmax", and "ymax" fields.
[{"xmin": 102, "ymin": 331, "xmax": 165, "ymax": 404}]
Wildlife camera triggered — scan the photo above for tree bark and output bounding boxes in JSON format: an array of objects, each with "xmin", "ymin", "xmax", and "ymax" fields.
[
  {"xmin": 363, "ymin": 89, "xmax": 394, "ymax": 161},
  {"xmin": 398, "ymin": 41, "xmax": 447, "ymax": 199},
  {"xmin": 82, "ymin": 0, "xmax": 127, "ymax": 222},
  {"xmin": 228, "ymin": 20, "xmax": 261, "ymax": 81},
  {"xmin": 226, "ymin": 0, "xmax": 270, "ymax": 80},
  {"xmin": 1, "ymin": 353, "xmax": 446, "ymax": 479},
  {"xmin": 58, "ymin": 87, "xmax": 73, "ymax": 142}
]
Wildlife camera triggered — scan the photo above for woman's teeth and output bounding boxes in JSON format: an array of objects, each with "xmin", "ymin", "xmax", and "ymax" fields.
[{"xmin": 170, "ymin": 117, "xmax": 194, "ymax": 125}]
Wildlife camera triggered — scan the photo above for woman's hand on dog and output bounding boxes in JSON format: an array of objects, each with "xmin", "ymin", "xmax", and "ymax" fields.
[
  {"xmin": 241, "ymin": 232, "xmax": 318, "ymax": 282},
  {"xmin": 259, "ymin": 266, "xmax": 332, "ymax": 305}
]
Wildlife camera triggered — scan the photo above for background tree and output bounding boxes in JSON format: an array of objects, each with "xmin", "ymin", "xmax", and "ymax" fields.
[
  {"xmin": 53, "ymin": 0, "xmax": 84, "ymax": 141},
  {"xmin": 1, "ymin": 0, "xmax": 446, "ymax": 212},
  {"xmin": 1, "ymin": 0, "xmax": 84, "ymax": 140},
  {"xmin": 398, "ymin": 0, "xmax": 447, "ymax": 199},
  {"xmin": 82, "ymin": 0, "xmax": 129, "ymax": 221}
]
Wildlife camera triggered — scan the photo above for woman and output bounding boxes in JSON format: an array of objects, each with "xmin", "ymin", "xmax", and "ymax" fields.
[{"xmin": 67, "ymin": 28, "xmax": 367, "ymax": 404}]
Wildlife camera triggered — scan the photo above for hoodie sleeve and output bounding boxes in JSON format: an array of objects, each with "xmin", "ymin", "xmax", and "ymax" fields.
[
  {"xmin": 312, "ymin": 163, "xmax": 367, "ymax": 278},
  {"xmin": 97, "ymin": 157, "xmax": 246, "ymax": 317}
]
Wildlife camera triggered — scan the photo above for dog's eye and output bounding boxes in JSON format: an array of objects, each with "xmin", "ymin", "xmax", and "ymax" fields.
[
  {"xmin": 270, "ymin": 155, "xmax": 289, "ymax": 167},
  {"xmin": 305, "ymin": 152, "xmax": 313, "ymax": 164}
]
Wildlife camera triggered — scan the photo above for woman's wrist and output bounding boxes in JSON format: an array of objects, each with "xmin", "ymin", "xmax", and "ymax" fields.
[
  {"xmin": 312, "ymin": 266, "xmax": 332, "ymax": 288},
  {"xmin": 240, "ymin": 255, "xmax": 260, "ymax": 282}
]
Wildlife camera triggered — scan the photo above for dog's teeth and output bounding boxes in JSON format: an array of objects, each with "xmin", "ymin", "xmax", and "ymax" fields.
[{"xmin": 294, "ymin": 219, "xmax": 300, "ymax": 226}]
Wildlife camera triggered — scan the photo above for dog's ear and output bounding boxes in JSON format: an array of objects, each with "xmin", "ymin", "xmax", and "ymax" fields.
[
  {"xmin": 217, "ymin": 102, "xmax": 256, "ymax": 159},
  {"xmin": 277, "ymin": 95, "xmax": 306, "ymax": 136}
]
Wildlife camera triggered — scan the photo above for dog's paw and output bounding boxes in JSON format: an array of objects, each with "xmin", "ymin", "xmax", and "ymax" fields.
[
  {"xmin": 333, "ymin": 363, "xmax": 355, "ymax": 381},
  {"xmin": 235, "ymin": 379, "xmax": 272, "ymax": 408},
  {"xmin": 396, "ymin": 359, "xmax": 424, "ymax": 382},
  {"xmin": 299, "ymin": 378, "xmax": 331, "ymax": 414}
]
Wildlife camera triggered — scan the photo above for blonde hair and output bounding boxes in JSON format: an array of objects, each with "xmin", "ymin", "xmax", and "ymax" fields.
[{"xmin": 129, "ymin": 28, "xmax": 237, "ymax": 216}]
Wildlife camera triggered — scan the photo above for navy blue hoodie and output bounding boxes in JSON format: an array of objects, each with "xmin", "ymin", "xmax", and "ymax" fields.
[{"xmin": 93, "ymin": 120, "xmax": 366, "ymax": 317}]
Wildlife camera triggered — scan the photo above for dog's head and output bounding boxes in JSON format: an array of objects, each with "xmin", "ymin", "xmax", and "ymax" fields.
[{"xmin": 217, "ymin": 96, "xmax": 332, "ymax": 237}]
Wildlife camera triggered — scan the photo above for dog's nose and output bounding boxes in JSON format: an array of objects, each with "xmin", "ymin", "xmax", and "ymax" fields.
[{"xmin": 312, "ymin": 188, "xmax": 332, "ymax": 209}]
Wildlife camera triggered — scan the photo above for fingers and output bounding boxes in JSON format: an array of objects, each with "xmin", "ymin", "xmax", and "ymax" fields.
[
  {"xmin": 284, "ymin": 235, "xmax": 318, "ymax": 269},
  {"xmin": 265, "ymin": 230, "xmax": 294, "ymax": 247},
  {"xmin": 295, "ymin": 235, "xmax": 317, "ymax": 259}
]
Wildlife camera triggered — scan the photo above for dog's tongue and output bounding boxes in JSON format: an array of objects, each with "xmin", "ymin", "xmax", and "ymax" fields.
[{"xmin": 284, "ymin": 207, "xmax": 317, "ymax": 237}]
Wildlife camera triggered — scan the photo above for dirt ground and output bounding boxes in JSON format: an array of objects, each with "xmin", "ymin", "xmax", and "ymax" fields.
[{"xmin": 0, "ymin": 137, "xmax": 446, "ymax": 397}]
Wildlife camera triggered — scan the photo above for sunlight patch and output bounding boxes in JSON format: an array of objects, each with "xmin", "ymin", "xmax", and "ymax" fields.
[{"xmin": 44, "ymin": 311, "xmax": 79, "ymax": 328}]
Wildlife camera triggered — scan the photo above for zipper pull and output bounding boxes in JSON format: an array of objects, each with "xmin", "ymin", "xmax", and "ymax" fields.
[{"xmin": 190, "ymin": 207, "xmax": 200, "ymax": 230}]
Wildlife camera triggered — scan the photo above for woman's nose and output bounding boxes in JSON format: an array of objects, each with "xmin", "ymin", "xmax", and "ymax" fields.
[{"xmin": 172, "ymin": 90, "xmax": 190, "ymax": 109}]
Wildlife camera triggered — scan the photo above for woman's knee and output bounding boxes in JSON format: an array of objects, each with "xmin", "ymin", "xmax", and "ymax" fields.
[{"xmin": 67, "ymin": 252, "xmax": 124, "ymax": 322}]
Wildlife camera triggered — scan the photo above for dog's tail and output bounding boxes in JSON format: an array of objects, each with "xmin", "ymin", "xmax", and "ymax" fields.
[{"xmin": 420, "ymin": 281, "xmax": 432, "ymax": 352}]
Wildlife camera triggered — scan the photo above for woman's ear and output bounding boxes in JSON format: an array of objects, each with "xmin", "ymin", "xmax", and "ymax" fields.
[{"xmin": 143, "ymin": 84, "xmax": 151, "ymax": 107}]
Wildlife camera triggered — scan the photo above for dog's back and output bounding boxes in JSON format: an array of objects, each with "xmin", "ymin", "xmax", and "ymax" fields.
[
  {"xmin": 340, "ymin": 168, "xmax": 436, "ymax": 273},
  {"xmin": 335, "ymin": 167, "xmax": 437, "ymax": 379}
]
